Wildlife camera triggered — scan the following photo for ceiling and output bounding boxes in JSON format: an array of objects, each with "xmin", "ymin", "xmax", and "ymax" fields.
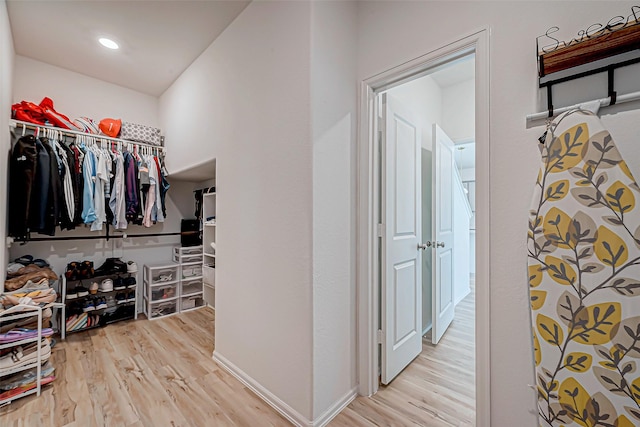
[
  {"xmin": 429, "ymin": 54, "xmax": 475, "ymax": 88},
  {"xmin": 6, "ymin": 0, "xmax": 250, "ymax": 97}
]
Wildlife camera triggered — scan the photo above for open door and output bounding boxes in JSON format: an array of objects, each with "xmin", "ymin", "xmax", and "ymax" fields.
[
  {"xmin": 381, "ymin": 94, "xmax": 422, "ymax": 384},
  {"xmin": 431, "ymin": 124, "xmax": 456, "ymax": 344}
]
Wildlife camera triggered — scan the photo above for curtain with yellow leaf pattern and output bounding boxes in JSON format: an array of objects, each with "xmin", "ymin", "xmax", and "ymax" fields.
[{"xmin": 528, "ymin": 109, "xmax": 640, "ymax": 427}]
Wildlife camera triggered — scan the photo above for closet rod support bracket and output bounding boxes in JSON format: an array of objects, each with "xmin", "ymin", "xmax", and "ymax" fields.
[{"xmin": 5, "ymin": 236, "xmax": 14, "ymax": 249}]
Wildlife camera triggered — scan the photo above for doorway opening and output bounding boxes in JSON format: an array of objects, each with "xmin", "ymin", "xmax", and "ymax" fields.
[{"xmin": 356, "ymin": 30, "xmax": 490, "ymax": 426}]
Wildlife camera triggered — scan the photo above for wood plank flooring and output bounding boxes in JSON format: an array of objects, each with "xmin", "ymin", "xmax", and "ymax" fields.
[
  {"xmin": 330, "ymin": 282, "xmax": 476, "ymax": 427},
  {"xmin": 0, "ymin": 308, "xmax": 289, "ymax": 427},
  {"xmin": 0, "ymin": 286, "xmax": 475, "ymax": 427}
]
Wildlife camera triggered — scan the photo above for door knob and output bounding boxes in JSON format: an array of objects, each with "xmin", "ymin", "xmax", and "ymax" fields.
[
  {"xmin": 418, "ymin": 242, "xmax": 432, "ymax": 250},
  {"xmin": 436, "ymin": 241, "xmax": 445, "ymax": 248}
]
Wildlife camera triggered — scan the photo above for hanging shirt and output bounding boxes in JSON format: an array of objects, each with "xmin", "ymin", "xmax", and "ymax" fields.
[
  {"xmin": 81, "ymin": 150, "xmax": 97, "ymax": 225},
  {"xmin": 143, "ymin": 154, "xmax": 157, "ymax": 227},
  {"xmin": 152, "ymin": 155, "xmax": 164, "ymax": 223},
  {"xmin": 91, "ymin": 149, "xmax": 108, "ymax": 231},
  {"xmin": 124, "ymin": 151, "xmax": 140, "ymax": 223},
  {"xmin": 29, "ymin": 138, "xmax": 51, "ymax": 232},
  {"xmin": 56, "ymin": 142, "xmax": 75, "ymax": 222},
  {"xmin": 109, "ymin": 152, "xmax": 127, "ymax": 230}
]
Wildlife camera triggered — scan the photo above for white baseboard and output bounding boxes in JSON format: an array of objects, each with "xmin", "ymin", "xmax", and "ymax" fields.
[
  {"xmin": 214, "ymin": 351, "xmax": 313, "ymax": 426},
  {"xmin": 455, "ymin": 286, "xmax": 471, "ymax": 306},
  {"xmin": 213, "ymin": 351, "xmax": 357, "ymax": 427},
  {"xmin": 312, "ymin": 387, "xmax": 357, "ymax": 427}
]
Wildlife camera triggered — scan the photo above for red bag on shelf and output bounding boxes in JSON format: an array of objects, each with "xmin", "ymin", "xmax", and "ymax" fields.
[{"xmin": 11, "ymin": 97, "xmax": 82, "ymax": 131}]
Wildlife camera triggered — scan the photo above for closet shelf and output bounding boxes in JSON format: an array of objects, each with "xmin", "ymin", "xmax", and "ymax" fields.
[
  {"xmin": 0, "ymin": 362, "xmax": 41, "ymax": 380},
  {"xmin": 10, "ymin": 119, "xmax": 166, "ymax": 155},
  {"xmin": 0, "ymin": 336, "xmax": 41, "ymax": 350}
]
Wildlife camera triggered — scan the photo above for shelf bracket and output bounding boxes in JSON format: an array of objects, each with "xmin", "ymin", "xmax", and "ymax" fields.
[{"xmin": 608, "ymin": 67, "xmax": 617, "ymax": 106}]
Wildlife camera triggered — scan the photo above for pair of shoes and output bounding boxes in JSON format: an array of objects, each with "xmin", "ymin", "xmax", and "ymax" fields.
[
  {"xmin": 114, "ymin": 277, "xmax": 126, "ymax": 291},
  {"xmin": 154, "ymin": 270, "xmax": 173, "ymax": 282},
  {"xmin": 99, "ymin": 279, "xmax": 113, "ymax": 292},
  {"xmin": 66, "ymin": 284, "xmax": 89, "ymax": 299},
  {"xmin": 94, "ymin": 258, "xmax": 127, "ymax": 276},
  {"xmin": 83, "ymin": 297, "xmax": 108, "ymax": 312},
  {"xmin": 13, "ymin": 255, "xmax": 47, "ymax": 267},
  {"xmin": 124, "ymin": 276, "xmax": 136, "ymax": 288},
  {"xmin": 126, "ymin": 261, "xmax": 137, "ymax": 273},
  {"xmin": 115, "ymin": 291, "xmax": 135, "ymax": 304},
  {"xmin": 0, "ymin": 328, "xmax": 54, "ymax": 344},
  {"xmin": 65, "ymin": 260, "xmax": 94, "ymax": 281},
  {"xmin": 0, "ymin": 339, "xmax": 51, "ymax": 375}
]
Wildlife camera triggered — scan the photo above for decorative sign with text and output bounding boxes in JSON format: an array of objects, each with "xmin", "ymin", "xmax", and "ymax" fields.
[{"xmin": 537, "ymin": 6, "xmax": 640, "ymax": 55}]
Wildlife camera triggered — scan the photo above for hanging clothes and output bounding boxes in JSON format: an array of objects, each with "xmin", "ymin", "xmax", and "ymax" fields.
[
  {"xmin": 91, "ymin": 147, "xmax": 108, "ymax": 231},
  {"xmin": 66, "ymin": 143, "xmax": 84, "ymax": 226},
  {"xmin": 8, "ymin": 133, "xmax": 38, "ymax": 240},
  {"xmin": 41, "ymin": 137, "xmax": 61, "ymax": 236},
  {"xmin": 8, "ymin": 128, "xmax": 170, "ymax": 239},
  {"xmin": 56, "ymin": 140, "xmax": 76, "ymax": 231},
  {"xmin": 109, "ymin": 152, "xmax": 127, "ymax": 229},
  {"xmin": 527, "ymin": 109, "xmax": 640, "ymax": 426},
  {"xmin": 81, "ymin": 149, "xmax": 97, "ymax": 225},
  {"xmin": 124, "ymin": 151, "xmax": 139, "ymax": 225}
]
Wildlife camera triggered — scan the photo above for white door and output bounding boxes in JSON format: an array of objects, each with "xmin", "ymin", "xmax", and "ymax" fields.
[
  {"xmin": 381, "ymin": 94, "xmax": 422, "ymax": 384},
  {"xmin": 432, "ymin": 124, "xmax": 456, "ymax": 344}
]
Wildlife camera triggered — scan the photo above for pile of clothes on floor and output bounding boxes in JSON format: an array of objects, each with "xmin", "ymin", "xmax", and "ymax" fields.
[{"xmin": 0, "ymin": 255, "xmax": 57, "ymax": 399}]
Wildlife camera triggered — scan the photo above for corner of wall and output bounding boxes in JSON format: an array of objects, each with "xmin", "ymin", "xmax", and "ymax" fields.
[{"xmin": 0, "ymin": 0, "xmax": 15, "ymax": 292}]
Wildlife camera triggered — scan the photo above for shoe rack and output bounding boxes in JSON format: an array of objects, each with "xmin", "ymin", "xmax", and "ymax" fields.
[
  {"xmin": 60, "ymin": 268, "xmax": 138, "ymax": 339},
  {"xmin": 0, "ymin": 304, "xmax": 53, "ymax": 405}
]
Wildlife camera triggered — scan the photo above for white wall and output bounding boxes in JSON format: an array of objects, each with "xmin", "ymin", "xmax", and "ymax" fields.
[
  {"xmin": 160, "ymin": 1, "xmax": 315, "ymax": 421},
  {"xmin": 441, "ymin": 78, "xmax": 475, "ymax": 142},
  {"xmin": 388, "ymin": 76, "xmax": 442, "ymax": 150},
  {"xmin": 358, "ymin": 2, "xmax": 640, "ymax": 425},
  {"xmin": 8, "ymin": 54, "xmax": 187, "ymax": 300},
  {"xmin": 0, "ymin": 0, "xmax": 14, "ymax": 290},
  {"xmin": 13, "ymin": 56, "xmax": 159, "ymax": 127},
  {"xmin": 311, "ymin": 1, "xmax": 358, "ymax": 420}
]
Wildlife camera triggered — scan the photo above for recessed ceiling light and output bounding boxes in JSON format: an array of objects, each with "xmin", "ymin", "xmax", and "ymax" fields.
[{"xmin": 98, "ymin": 37, "xmax": 119, "ymax": 50}]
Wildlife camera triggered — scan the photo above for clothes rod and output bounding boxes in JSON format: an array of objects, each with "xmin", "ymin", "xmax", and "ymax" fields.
[
  {"xmin": 11, "ymin": 232, "xmax": 181, "ymax": 244},
  {"xmin": 526, "ymin": 90, "xmax": 640, "ymax": 122},
  {"xmin": 9, "ymin": 119, "xmax": 166, "ymax": 154}
]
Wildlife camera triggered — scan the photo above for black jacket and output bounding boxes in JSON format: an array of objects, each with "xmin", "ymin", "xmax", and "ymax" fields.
[{"xmin": 8, "ymin": 132, "xmax": 38, "ymax": 239}]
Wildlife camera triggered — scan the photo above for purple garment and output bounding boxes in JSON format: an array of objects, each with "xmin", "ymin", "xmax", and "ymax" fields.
[{"xmin": 123, "ymin": 152, "xmax": 139, "ymax": 223}]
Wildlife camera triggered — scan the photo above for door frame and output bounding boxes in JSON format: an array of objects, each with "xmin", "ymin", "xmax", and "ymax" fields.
[{"xmin": 356, "ymin": 29, "xmax": 491, "ymax": 427}]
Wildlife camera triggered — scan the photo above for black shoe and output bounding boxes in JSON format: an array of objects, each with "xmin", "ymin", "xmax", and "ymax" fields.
[
  {"xmin": 115, "ymin": 292, "xmax": 127, "ymax": 304},
  {"xmin": 113, "ymin": 277, "xmax": 126, "ymax": 290},
  {"xmin": 95, "ymin": 258, "xmax": 127, "ymax": 276},
  {"xmin": 124, "ymin": 276, "xmax": 136, "ymax": 288},
  {"xmin": 95, "ymin": 297, "xmax": 108, "ymax": 310},
  {"xmin": 75, "ymin": 285, "xmax": 89, "ymax": 297},
  {"xmin": 79, "ymin": 261, "xmax": 94, "ymax": 279},
  {"xmin": 126, "ymin": 290, "xmax": 136, "ymax": 303}
]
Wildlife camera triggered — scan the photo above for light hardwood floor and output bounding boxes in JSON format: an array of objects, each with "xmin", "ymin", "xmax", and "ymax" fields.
[
  {"xmin": 331, "ymin": 283, "xmax": 475, "ymax": 427},
  {"xmin": 1, "ymin": 287, "xmax": 475, "ymax": 427}
]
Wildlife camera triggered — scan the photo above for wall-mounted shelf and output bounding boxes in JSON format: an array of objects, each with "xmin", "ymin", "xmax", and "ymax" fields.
[
  {"xmin": 539, "ymin": 22, "xmax": 640, "ymax": 77},
  {"xmin": 534, "ymin": 21, "xmax": 640, "ymax": 119}
]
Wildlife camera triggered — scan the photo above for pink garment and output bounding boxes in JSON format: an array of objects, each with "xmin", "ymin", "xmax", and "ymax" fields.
[{"xmin": 143, "ymin": 184, "xmax": 156, "ymax": 227}]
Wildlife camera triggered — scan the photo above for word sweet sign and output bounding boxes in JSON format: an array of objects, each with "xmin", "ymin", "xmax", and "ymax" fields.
[{"xmin": 537, "ymin": 5, "xmax": 640, "ymax": 55}]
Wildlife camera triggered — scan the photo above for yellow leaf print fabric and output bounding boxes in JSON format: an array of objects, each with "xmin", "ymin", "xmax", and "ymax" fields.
[{"xmin": 528, "ymin": 109, "xmax": 640, "ymax": 426}]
